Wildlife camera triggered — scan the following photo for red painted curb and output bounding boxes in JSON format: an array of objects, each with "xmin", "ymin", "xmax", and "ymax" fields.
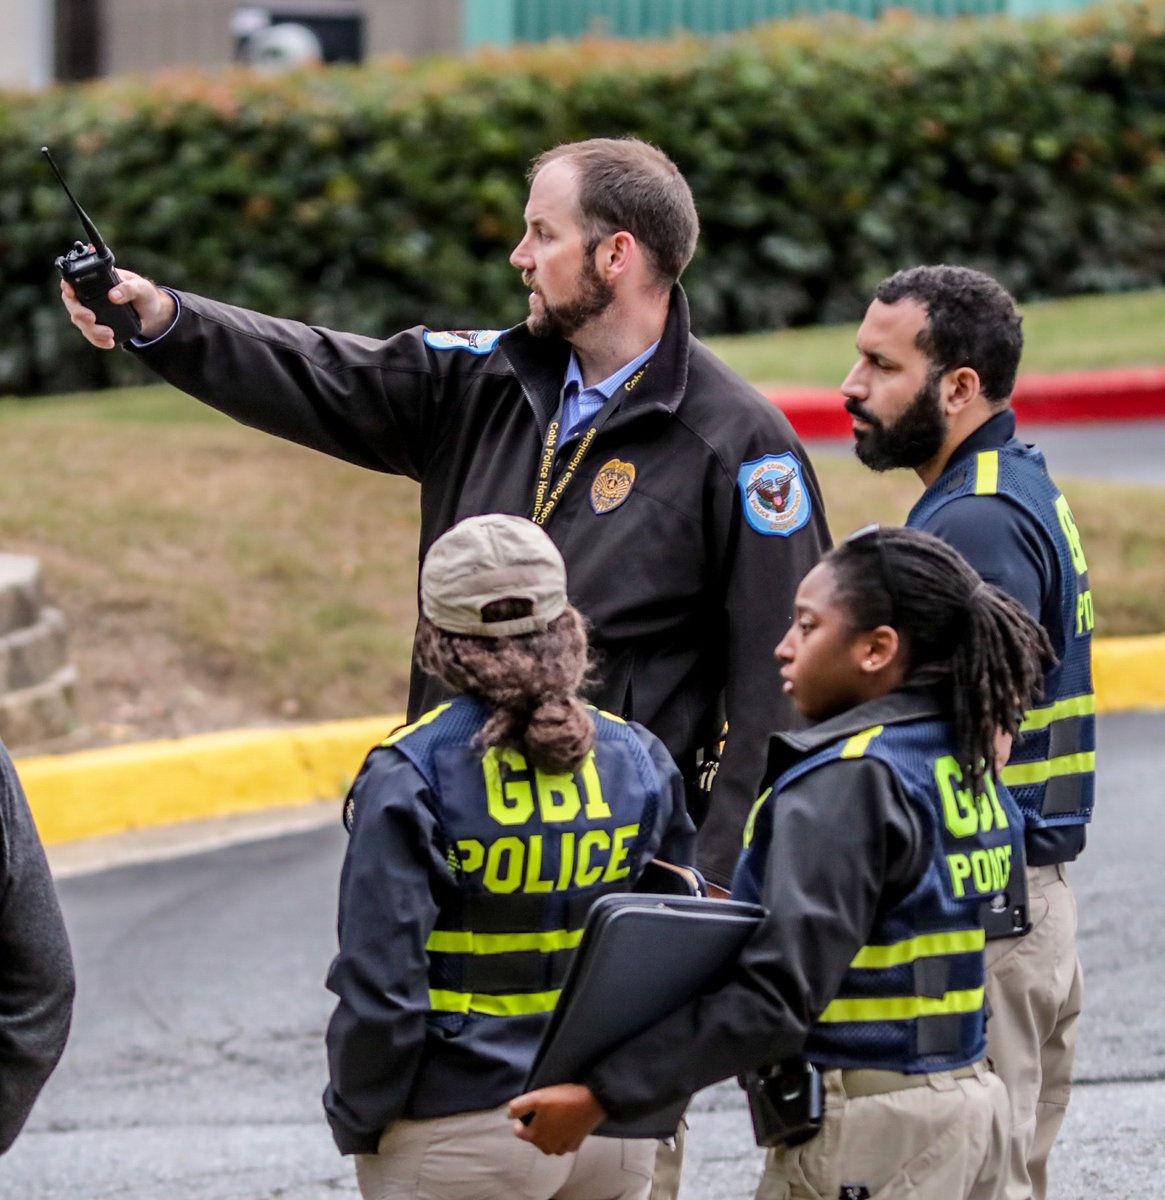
[{"xmin": 764, "ymin": 366, "xmax": 1165, "ymax": 441}]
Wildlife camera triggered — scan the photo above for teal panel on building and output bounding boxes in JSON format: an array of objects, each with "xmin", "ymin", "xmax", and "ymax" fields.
[{"xmin": 462, "ymin": 0, "xmax": 1094, "ymax": 48}]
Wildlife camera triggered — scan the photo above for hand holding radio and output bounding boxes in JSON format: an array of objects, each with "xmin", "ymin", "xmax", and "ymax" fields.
[
  {"xmin": 44, "ymin": 146, "xmax": 146, "ymax": 345},
  {"xmin": 60, "ymin": 270, "xmax": 175, "ymax": 350},
  {"xmin": 44, "ymin": 145, "xmax": 178, "ymax": 348}
]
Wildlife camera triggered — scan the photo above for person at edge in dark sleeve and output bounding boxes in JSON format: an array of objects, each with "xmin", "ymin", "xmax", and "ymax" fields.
[
  {"xmin": 324, "ymin": 513, "xmax": 695, "ymax": 1200},
  {"xmin": 509, "ymin": 525, "xmax": 1056, "ymax": 1200},
  {"xmin": 0, "ymin": 741, "xmax": 75, "ymax": 1155},
  {"xmin": 841, "ymin": 265, "xmax": 1093, "ymax": 1200},
  {"xmin": 58, "ymin": 137, "xmax": 831, "ymax": 901}
]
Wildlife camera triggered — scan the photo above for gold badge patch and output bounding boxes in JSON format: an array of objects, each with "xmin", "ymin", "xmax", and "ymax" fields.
[{"xmin": 591, "ymin": 459, "xmax": 637, "ymax": 514}]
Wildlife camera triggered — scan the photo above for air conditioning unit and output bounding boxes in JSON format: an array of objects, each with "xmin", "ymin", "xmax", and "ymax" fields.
[{"xmin": 233, "ymin": 6, "xmax": 364, "ymax": 70}]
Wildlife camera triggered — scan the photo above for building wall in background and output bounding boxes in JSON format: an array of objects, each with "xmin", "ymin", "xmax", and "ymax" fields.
[
  {"xmin": 102, "ymin": 0, "xmax": 462, "ymax": 73},
  {"xmin": 37, "ymin": 0, "xmax": 462, "ymax": 83},
  {"xmin": 8, "ymin": 0, "xmax": 1107, "ymax": 86},
  {"xmin": 0, "ymin": 0, "xmax": 53, "ymax": 89}
]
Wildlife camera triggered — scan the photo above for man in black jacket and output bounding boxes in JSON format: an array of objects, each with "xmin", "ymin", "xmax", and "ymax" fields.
[
  {"xmin": 60, "ymin": 136, "xmax": 831, "ymax": 890},
  {"xmin": 0, "ymin": 743, "xmax": 74, "ymax": 1155}
]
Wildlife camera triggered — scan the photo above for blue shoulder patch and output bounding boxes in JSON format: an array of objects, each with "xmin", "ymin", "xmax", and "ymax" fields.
[
  {"xmin": 423, "ymin": 329, "xmax": 502, "ymax": 355},
  {"xmin": 738, "ymin": 453, "xmax": 812, "ymax": 537}
]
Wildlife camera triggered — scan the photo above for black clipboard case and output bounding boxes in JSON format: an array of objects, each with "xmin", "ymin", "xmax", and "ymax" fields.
[{"xmin": 524, "ymin": 893, "xmax": 764, "ymax": 1138}]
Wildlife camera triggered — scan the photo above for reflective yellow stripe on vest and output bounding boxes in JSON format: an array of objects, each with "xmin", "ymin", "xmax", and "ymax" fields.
[
  {"xmin": 975, "ymin": 451, "xmax": 1000, "ymax": 496},
  {"xmin": 849, "ymin": 928, "xmax": 985, "ymax": 970},
  {"xmin": 742, "ymin": 787, "xmax": 771, "ymax": 850},
  {"xmin": 1001, "ymin": 752, "xmax": 1096, "ymax": 788},
  {"xmin": 426, "ymin": 928, "xmax": 584, "ymax": 955},
  {"xmin": 1017, "ymin": 693, "xmax": 1096, "ymax": 733},
  {"xmin": 818, "ymin": 987, "xmax": 985, "ymax": 1024},
  {"xmin": 429, "ymin": 988, "xmax": 562, "ymax": 1016},
  {"xmin": 380, "ymin": 703, "xmax": 453, "ymax": 748},
  {"xmin": 841, "ymin": 725, "xmax": 884, "ymax": 759}
]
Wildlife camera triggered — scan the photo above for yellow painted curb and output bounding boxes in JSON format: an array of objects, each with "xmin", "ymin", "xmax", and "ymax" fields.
[
  {"xmin": 1093, "ymin": 634, "xmax": 1165, "ymax": 715},
  {"xmin": 18, "ymin": 713, "xmax": 404, "ymax": 846},
  {"xmin": 15, "ymin": 632, "xmax": 1165, "ymax": 849}
]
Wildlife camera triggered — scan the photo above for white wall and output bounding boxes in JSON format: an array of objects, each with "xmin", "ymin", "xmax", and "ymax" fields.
[{"xmin": 0, "ymin": 0, "xmax": 53, "ymax": 89}]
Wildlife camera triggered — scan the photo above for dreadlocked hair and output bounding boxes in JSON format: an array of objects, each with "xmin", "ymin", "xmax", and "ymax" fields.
[
  {"xmin": 415, "ymin": 600, "xmax": 595, "ymax": 774},
  {"xmin": 827, "ymin": 526, "xmax": 1056, "ymax": 794}
]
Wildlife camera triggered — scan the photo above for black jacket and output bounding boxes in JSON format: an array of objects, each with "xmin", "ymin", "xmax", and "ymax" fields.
[
  {"xmin": 0, "ymin": 745, "xmax": 74, "ymax": 1154},
  {"xmin": 323, "ymin": 699, "xmax": 695, "ymax": 1153},
  {"xmin": 134, "ymin": 286, "xmax": 831, "ymax": 885},
  {"xmin": 584, "ymin": 691, "xmax": 946, "ymax": 1122}
]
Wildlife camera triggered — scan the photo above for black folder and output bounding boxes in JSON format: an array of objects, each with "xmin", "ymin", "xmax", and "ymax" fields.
[{"xmin": 524, "ymin": 892, "xmax": 764, "ymax": 1138}]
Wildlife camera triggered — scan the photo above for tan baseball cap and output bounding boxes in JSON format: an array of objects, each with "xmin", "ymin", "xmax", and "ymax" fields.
[{"xmin": 420, "ymin": 514, "xmax": 568, "ymax": 637}]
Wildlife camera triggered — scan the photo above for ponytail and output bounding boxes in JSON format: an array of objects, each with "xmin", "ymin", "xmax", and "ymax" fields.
[
  {"xmin": 415, "ymin": 601, "xmax": 595, "ymax": 773},
  {"xmin": 828, "ymin": 527, "xmax": 1054, "ymax": 793}
]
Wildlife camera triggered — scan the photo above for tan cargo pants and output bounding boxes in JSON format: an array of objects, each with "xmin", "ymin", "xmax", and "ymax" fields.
[
  {"xmin": 985, "ymin": 862, "xmax": 1084, "ymax": 1200},
  {"xmin": 755, "ymin": 1060, "xmax": 1009, "ymax": 1200},
  {"xmin": 355, "ymin": 1103, "xmax": 655, "ymax": 1200}
]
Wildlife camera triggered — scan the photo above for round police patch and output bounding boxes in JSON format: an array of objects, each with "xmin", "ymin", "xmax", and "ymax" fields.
[
  {"xmin": 738, "ymin": 453, "xmax": 812, "ymax": 536},
  {"xmin": 422, "ymin": 329, "xmax": 502, "ymax": 355}
]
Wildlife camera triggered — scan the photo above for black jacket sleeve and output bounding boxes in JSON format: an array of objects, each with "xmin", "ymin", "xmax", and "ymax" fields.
[
  {"xmin": 323, "ymin": 748, "xmax": 446, "ymax": 1154},
  {"xmin": 133, "ymin": 292, "xmax": 460, "ymax": 481},
  {"xmin": 636, "ymin": 726, "xmax": 698, "ymax": 868},
  {"xmin": 696, "ymin": 429, "xmax": 832, "ymax": 889},
  {"xmin": 584, "ymin": 757, "xmax": 926, "ymax": 1121},
  {"xmin": 0, "ymin": 747, "xmax": 75, "ymax": 1155}
]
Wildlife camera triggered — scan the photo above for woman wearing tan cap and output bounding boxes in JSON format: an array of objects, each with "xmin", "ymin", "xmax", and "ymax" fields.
[{"xmin": 323, "ymin": 513, "xmax": 696, "ymax": 1200}]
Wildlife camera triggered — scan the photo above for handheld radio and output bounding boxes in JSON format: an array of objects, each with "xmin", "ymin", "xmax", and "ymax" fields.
[{"xmin": 42, "ymin": 146, "xmax": 142, "ymax": 344}]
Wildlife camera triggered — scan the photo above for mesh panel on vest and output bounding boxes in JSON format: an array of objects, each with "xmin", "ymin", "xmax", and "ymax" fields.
[{"xmin": 908, "ymin": 441, "xmax": 1095, "ymax": 830}]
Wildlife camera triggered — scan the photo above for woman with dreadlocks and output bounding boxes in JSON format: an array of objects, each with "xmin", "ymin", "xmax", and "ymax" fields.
[
  {"xmin": 512, "ymin": 525, "xmax": 1054, "ymax": 1200},
  {"xmin": 323, "ymin": 513, "xmax": 694, "ymax": 1200}
]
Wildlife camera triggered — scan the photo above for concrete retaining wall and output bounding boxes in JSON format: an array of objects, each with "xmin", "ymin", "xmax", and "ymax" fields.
[{"xmin": 0, "ymin": 555, "xmax": 77, "ymax": 748}]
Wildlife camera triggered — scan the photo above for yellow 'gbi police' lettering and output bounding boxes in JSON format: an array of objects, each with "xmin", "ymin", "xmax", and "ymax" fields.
[
  {"xmin": 934, "ymin": 756, "xmax": 1012, "ymax": 897},
  {"xmin": 948, "ymin": 845, "xmax": 1013, "ymax": 898},
  {"xmin": 934, "ymin": 756, "xmax": 1009, "ymax": 838},
  {"xmin": 1054, "ymin": 494, "xmax": 1089, "ymax": 576},
  {"xmin": 453, "ymin": 825, "xmax": 640, "ymax": 894},
  {"xmin": 1076, "ymin": 589, "xmax": 1095, "ymax": 635},
  {"xmin": 482, "ymin": 748, "xmax": 611, "ymax": 826}
]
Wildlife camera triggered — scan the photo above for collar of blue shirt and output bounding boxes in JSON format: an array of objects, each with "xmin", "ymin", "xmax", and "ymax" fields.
[{"xmin": 559, "ymin": 340, "xmax": 660, "ymax": 441}]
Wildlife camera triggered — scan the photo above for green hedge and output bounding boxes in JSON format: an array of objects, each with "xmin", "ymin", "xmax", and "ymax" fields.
[{"xmin": 4, "ymin": 1, "xmax": 1165, "ymax": 395}]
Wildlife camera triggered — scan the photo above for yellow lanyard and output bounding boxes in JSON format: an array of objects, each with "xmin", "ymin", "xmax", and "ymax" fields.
[{"xmin": 531, "ymin": 420, "xmax": 599, "ymax": 526}]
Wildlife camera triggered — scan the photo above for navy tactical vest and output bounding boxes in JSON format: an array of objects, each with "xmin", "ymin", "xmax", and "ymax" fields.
[
  {"xmin": 382, "ymin": 696, "xmax": 663, "ymax": 1022},
  {"xmin": 908, "ymin": 442, "xmax": 1095, "ymax": 830},
  {"xmin": 740, "ymin": 719, "xmax": 1025, "ymax": 1073}
]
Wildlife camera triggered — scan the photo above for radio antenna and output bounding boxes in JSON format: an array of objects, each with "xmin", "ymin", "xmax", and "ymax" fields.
[{"xmin": 41, "ymin": 146, "xmax": 108, "ymax": 254}]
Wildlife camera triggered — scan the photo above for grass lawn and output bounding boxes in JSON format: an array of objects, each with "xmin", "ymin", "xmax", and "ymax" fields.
[
  {"xmin": 2, "ymin": 285, "xmax": 1162, "ymax": 747},
  {"xmin": 703, "ymin": 287, "xmax": 1165, "ymax": 388}
]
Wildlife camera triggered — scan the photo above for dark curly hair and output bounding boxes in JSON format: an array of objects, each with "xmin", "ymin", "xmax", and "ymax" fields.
[
  {"xmin": 874, "ymin": 264, "xmax": 1024, "ymax": 406},
  {"xmin": 828, "ymin": 526, "xmax": 1055, "ymax": 794},
  {"xmin": 416, "ymin": 599, "xmax": 595, "ymax": 774}
]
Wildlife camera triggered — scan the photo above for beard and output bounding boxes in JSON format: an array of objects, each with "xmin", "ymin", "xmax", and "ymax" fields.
[
  {"xmin": 848, "ymin": 370, "xmax": 947, "ymax": 472},
  {"xmin": 524, "ymin": 256, "xmax": 615, "ymax": 340}
]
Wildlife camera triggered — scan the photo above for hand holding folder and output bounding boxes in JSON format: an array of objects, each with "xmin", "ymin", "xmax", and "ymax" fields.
[{"xmin": 519, "ymin": 891, "xmax": 764, "ymax": 1140}]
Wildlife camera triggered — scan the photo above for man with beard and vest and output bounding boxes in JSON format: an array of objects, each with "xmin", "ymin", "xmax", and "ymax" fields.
[
  {"xmin": 324, "ymin": 514, "xmax": 695, "ymax": 1200},
  {"xmin": 839, "ymin": 265, "xmax": 1094, "ymax": 1200}
]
